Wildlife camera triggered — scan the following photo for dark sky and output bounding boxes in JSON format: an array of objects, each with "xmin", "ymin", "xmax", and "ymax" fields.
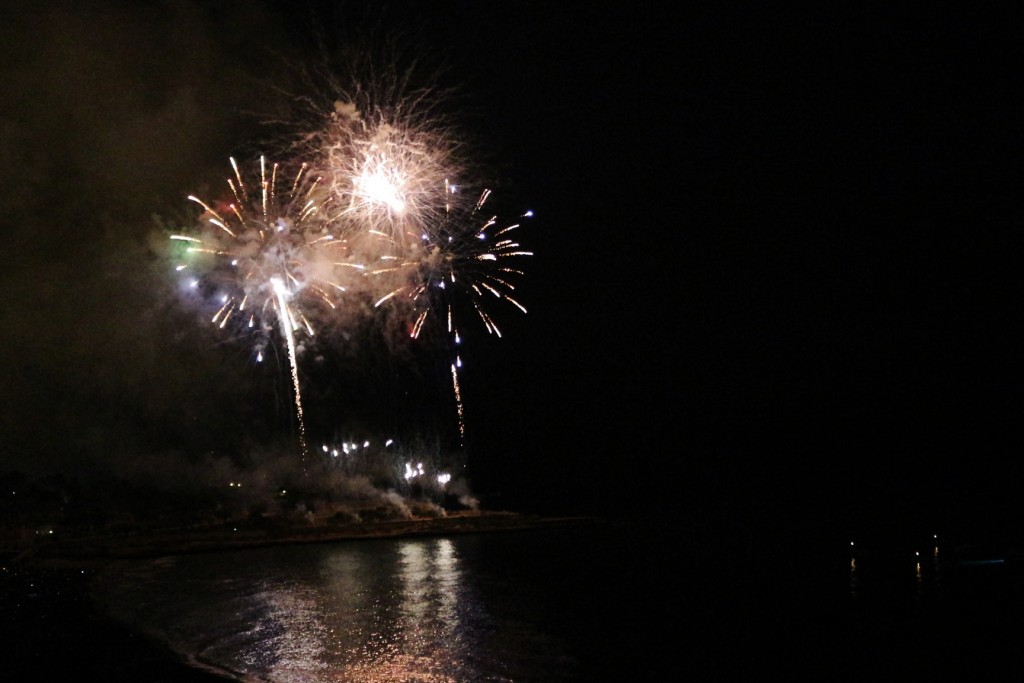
[{"xmin": 2, "ymin": 2, "xmax": 1021, "ymax": 532}]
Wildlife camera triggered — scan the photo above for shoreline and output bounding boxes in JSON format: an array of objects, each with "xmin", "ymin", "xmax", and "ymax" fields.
[
  {"xmin": 2, "ymin": 557, "xmax": 235, "ymax": 681},
  {"xmin": 2, "ymin": 510, "xmax": 599, "ymax": 681},
  {"xmin": 19, "ymin": 509, "xmax": 601, "ymax": 567}
]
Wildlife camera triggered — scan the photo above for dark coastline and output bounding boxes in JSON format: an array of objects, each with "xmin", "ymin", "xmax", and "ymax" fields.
[
  {"xmin": 11, "ymin": 511, "xmax": 1024, "ymax": 680},
  {"xmin": 2, "ymin": 511, "xmax": 597, "ymax": 682},
  {"xmin": 1, "ymin": 560, "xmax": 232, "ymax": 682},
  {"xmin": 24, "ymin": 510, "xmax": 596, "ymax": 564}
]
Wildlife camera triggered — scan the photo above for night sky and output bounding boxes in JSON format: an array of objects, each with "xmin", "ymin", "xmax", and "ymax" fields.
[{"xmin": 2, "ymin": 2, "xmax": 1021, "ymax": 535}]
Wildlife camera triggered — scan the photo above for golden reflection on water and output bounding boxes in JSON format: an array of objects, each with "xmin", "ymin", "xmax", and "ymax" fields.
[
  {"xmin": 849, "ymin": 546, "xmax": 858, "ymax": 598},
  {"xmin": 847, "ymin": 537, "xmax": 943, "ymax": 602},
  {"xmin": 259, "ymin": 584, "xmax": 330, "ymax": 676},
  {"xmin": 251, "ymin": 538, "xmax": 470, "ymax": 682}
]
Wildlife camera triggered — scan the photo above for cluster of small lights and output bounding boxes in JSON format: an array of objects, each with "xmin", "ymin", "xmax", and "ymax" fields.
[
  {"xmin": 404, "ymin": 461, "xmax": 425, "ymax": 480},
  {"xmin": 320, "ymin": 438, "xmax": 394, "ymax": 457},
  {"xmin": 403, "ymin": 461, "xmax": 451, "ymax": 487},
  {"xmin": 848, "ymin": 533, "xmax": 943, "ymax": 570}
]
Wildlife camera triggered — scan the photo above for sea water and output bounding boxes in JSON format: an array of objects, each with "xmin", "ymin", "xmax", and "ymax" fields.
[{"xmin": 89, "ymin": 519, "xmax": 1024, "ymax": 681}]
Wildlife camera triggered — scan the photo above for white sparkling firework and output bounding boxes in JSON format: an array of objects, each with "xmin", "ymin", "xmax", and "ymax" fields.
[
  {"xmin": 285, "ymin": 71, "xmax": 464, "ymax": 247},
  {"xmin": 172, "ymin": 156, "xmax": 360, "ymax": 458}
]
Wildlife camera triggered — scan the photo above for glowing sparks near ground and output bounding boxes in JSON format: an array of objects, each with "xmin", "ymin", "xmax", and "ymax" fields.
[{"xmin": 404, "ymin": 461, "xmax": 425, "ymax": 480}]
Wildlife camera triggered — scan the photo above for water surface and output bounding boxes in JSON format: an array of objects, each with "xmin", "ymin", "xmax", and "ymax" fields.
[{"xmin": 90, "ymin": 521, "xmax": 1024, "ymax": 680}]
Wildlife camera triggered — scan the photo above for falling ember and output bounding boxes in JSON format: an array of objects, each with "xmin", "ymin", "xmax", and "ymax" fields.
[
  {"xmin": 370, "ymin": 184, "xmax": 534, "ymax": 442},
  {"xmin": 172, "ymin": 156, "xmax": 356, "ymax": 460},
  {"xmin": 272, "ymin": 277, "xmax": 309, "ymax": 462},
  {"xmin": 450, "ymin": 362, "xmax": 465, "ymax": 444}
]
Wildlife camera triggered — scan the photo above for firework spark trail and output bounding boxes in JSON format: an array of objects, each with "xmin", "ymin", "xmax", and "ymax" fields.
[
  {"xmin": 172, "ymin": 156, "xmax": 363, "ymax": 460},
  {"xmin": 371, "ymin": 186, "xmax": 533, "ymax": 336},
  {"xmin": 272, "ymin": 277, "xmax": 308, "ymax": 461},
  {"xmin": 450, "ymin": 362, "xmax": 465, "ymax": 442},
  {"xmin": 372, "ymin": 183, "xmax": 534, "ymax": 444}
]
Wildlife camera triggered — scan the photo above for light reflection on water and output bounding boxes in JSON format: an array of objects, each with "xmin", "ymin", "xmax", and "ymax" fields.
[
  {"xmin": 93, "ymin": 537, "xmax": 505, "ymax": 682},
  {"xmin": 88, "ymin": 523, "xmax": 1024, "ymax": 680}
]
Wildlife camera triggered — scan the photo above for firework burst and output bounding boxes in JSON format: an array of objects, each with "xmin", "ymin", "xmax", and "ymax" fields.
[
  {"xmin": 170, "ymin": 48, "xmax": 534, "ymax": 457},
  {"xmin": 373, "ymin": 183, "xmax": 534, "ymax": 441},
  {"xmin": 271, "ymin": 52, "xmax": 467, "ymax": 248},
  {"xmin": 323, "ymin": 104, "xmax": 458, "ymax": 245},
  {"xmin": 171, "ymin": 156, "xmax": 359, "ymax": 458}
]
